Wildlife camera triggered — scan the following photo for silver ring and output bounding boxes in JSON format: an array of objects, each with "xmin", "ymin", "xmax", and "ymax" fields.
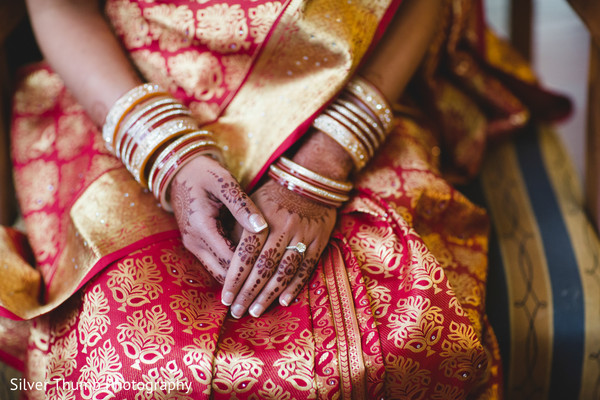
[{"xmin": 286, "ymin": 242, "xmax": 307, "ymax": 255}]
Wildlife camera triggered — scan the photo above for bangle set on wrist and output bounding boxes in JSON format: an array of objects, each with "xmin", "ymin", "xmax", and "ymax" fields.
[
  {"xmin": 268, "ymin": 157, "xmax": 353, "ymax": 208},
  {"xmin": 103, "ymin": 78, "xmax": 390, "ymax": 212},
  {"xmin": 102, "ymin": 83, "xmax": 223, "ymax": 209},
  {"xmin": 312, "ymin": 76, "xmax": 393, "ymax": 172},
  {"xmin": 270, "ymin": 76, "xmax": 392, "ymax": 208}
]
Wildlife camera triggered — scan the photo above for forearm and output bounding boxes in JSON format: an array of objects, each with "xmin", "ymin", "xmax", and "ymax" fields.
[
  {"xmin": 26, "ymin": 0, "xmax": 141, "ymax": 126},
  {"xmin": 294, "ymin": 0, "xmax": 442, "ymax": 181},
  {"xmin": 360, "ymin": 0, "xmax": 442, "ymax": 102}
]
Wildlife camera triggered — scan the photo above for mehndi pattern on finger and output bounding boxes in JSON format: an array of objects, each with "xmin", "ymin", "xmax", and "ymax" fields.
[{"xmin": 208, "ymin": 170, "xmax": 254, "ymax": 216}]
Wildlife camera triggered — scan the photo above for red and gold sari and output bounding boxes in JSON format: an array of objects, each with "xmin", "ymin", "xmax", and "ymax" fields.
[{"xmin": 0, "ymin": 0, "xmax": 568, "ymax": 398}]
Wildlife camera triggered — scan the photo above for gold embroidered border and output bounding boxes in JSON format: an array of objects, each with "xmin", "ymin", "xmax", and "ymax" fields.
[
  {"xmin": 0, "ymin": 228, "xmax": 42, "ymax": 318},
  {"xmin": 309, "ymin": 265, "xmax": 341, "ymax": 398},
  {"xmin": 324, "ymin": 243, "xmax": 366, "ymax": 399},
  {"xmin": 208, "ymin": 0, "xmax": 393, "ymax": 187},
  {"xmin": 49, "ymin": 168, "xmax": 177, "ymax": 301},
  {"xmin": 1, "ymin": 169, "xmax": 178, "ymax": 320}
]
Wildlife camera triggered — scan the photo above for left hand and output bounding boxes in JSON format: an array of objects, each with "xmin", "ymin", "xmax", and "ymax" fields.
[{"xmin": 221, "ymin": 179, "xmax": 337, "ymax": 318}]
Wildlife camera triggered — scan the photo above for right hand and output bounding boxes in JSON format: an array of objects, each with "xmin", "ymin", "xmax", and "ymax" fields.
[
  {"xmin": 170, "ymin": 155, "xmax": 268, "ymax": 284},
  {"xmin": 221, "ymin": 178, "xmax": 337, "ymax": 319}
]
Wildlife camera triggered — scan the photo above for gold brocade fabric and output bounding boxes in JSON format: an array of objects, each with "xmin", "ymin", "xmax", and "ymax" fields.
[
  {"xmin": 0, "ymin": 0, "xmax": 568, "ymax": 398},
  {"xmin": 4, "ymin": 65, "xmax": 179, "ymax": 319},
  {"xmin": 105, "ymin": 0, "xmax": 395, "ymax": 188},
  {"xmin": 12, "ymin": 111, "xmax": 503, "ymax": 398}
]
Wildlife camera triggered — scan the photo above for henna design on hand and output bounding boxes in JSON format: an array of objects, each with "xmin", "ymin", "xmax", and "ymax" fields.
[
  {"xmin": 214, "ymin": 273, "xmax": 225, "ymax": 284},
  {"xmin": 221, "ymin": 182, "xmax": 244, "ymax": 205},
  {"xmin": 232, "ymin": 234, "xmax": 263, "ymax": 287},
  {"xmin": 207, "ymin": 170, "xmax": 252, "ymax": 215},
  {"xmin": 171, "ymin": 179, "xmax": 195, "ymax": 236},
  {"xmin": 198, "ymin": 236, "xmax": 231, "ymax": 272},
  {"xmin": 276, "ymin": 252, "xmax": 303, "ymax": 283},
  {"xmin": 255, "ymin": 247, "xmax": 281, "ymax": 280},
  {"xmin": 238, "ymin": 235, "xmax": 262, "ymax": 263},
  {"xmin": 293, "ymin": 256, "xmax": 318, "ymax": 294},
  {"xmin": 259, "ymin": 252, "xmax": 303, "ymax": 306},
  {"xmin": 262, "ymin": 183, "xmax": 331, "ymax": 223}
]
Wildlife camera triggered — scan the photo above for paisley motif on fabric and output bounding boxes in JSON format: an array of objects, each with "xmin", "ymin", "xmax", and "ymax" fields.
[
  {"xmin": 144, "ymin": 4, "xmax": 195, "ymax": 52},
  {"xmin": 236, "ymin": 309, "xmax": 301, "ymax": 349},
  {"xmin": 11, "ymin": 116, "xmax": 56, "ymax": 163},
  {"xmin": 46, "ymin": 330, "xmax": 78, "ymax": 382},
  {"xmin": 196, "ymin": 4, "xmax": 250, "ymax": 53},
  {"xmin": 169, "ymin": 289, "xmax": 224, "ymax": 334},
  {"xmin": 106, "ymin": 256, "xmax": 163, "ymax": 312},
  {"xmin": 78, "ymin": 339, "xmax": 124, "ymax": 400},
  {"xmin": 182, "ymin": 336, "xmax": 216, "ymax": 392},
  {"xmin": 137, "ymin": 361, "xmax": 194, "ymax": 400},
  {"xmin": 13, "ymin": 69, "xmax": 64, "ymax": 115},
  {"xmin": 77, "ymin": 285, "xmax": 110, "ymax": 354},
  {"xmin": 105, "ymin": 0, "xmax": 151, "ymax": 49},
  {"xmin": 271, "ymin": 329, "xmax": 315, "ymax": 393},
  {"xmin": 167, "ymin": 51, "xmax": 225, "ymax": 100},
  {"xmin": 116, "ymin": 305, "xmax": 174, "ymax": 370},
  {"xmin": 383, "ymin": 354, "xmax": 432, "ymax": 400},
  {"xmin": 387, "ymin": 295, "xmax": 444, "ymax": 356},
  {"xmin": 248, "ymin": 2, "xmax": 283, "ymax": 43},
  {"xmin": 212, "ymin": 337, "xmax": 264, "ymax": 396},
  {"xmin": 130, "ymin": 50, "xmax": 173, "ymax": 92}
]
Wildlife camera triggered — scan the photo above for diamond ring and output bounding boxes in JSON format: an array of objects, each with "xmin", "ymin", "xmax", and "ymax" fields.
[{"xmin": 286, "ymin": 242, "xmax": 307, "ymax": 255}]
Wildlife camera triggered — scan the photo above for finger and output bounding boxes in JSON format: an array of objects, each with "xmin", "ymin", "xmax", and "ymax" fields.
[
  {"xmin": 171, "ymin": 176, "xmax": 235, "ymax": 265},
  {"xmin": 207, "ymin": 169, "xmax": 268, "ymax": 234},
  {"xmin": 229, "ymin": 234, "xmax": 287, "ymax": 318},
  {"xmin": 194, "ymin": 248, "xmax": 229, "ymax": 285},
  {"xmin": 221, "ymin": 229, "xmax": 267, "ymax": 307},
  {"xmin": 196, "ymin": 204, "xmax": 236, "ymax": 255},
  {"xmin": 247, "ymin": 245, "xmax": 305, "ymax": 317},
  {"xmin": 180, "ymin": 203, "xmax": 235, "ymax": 273},
  {"xmin": 231, "ymin": 222, "xmax": 243, "ymax": 244},
  {"xmin": 279, "ymin": 253, "xmax": 320, "ymax": 307}
]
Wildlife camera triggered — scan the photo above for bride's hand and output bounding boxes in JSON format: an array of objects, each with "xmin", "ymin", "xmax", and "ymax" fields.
[
  {"xmin": 221, "ymin": 179, "xmax": 337, "ymax": 318},
  {"xmin": 170, "ymin": 155, "xmax": 268, "ymax": 284}
]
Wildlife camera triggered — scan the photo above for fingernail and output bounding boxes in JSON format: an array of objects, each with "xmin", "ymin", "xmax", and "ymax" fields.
[
  {"xmin": 280, "ymin": 294, "xmax": 293, "ymax": 307},
  {"xmin": 249, "ymin": 304, "xmax": 264, "ymax": 318},
  {"xmin": 222, "ymin": 291, "xmax": 234, "ymax": 306},
  {"xmin": 231, "ymin": 304, "xmax": 245, "ymax": 319},
  {"xmin": 249, "ymin": 214, "xmax": 268, "ymax": 233}
]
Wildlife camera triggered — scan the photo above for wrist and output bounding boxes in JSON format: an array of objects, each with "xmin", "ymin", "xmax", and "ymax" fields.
[{"xmin": 291, "ymin": 129, "xmax": 354, "ymax": 181}]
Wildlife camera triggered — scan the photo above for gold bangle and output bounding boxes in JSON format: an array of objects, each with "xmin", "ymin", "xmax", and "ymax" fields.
[
  {"xmin": 156, "ymin": 141, "xmax": 222, "ymax": 211},
  {"xmin": 128, "ymin": 118, "xmax": 198, "ymax": 184},
  {"xmin": 148, "ymin": 130, "xmax": 216, "ymax": 193},
  {"xmin": 345, "ymin": 77, "xmax": 393, "ymax": 134},
  {"xmin": 269, "ymin": 164, "xmax": 350, "ymax": 203},
  {"xmin": 312, "ymin": 114, "xmax": 369, "ymax": 170},
  {"xmin": 278, "ymin": 157, "xmax": 353, "ymax": 192},
  {"xmin": 335, "ymin": 98, "xmax": 386, "ymax": 144},
  {"xmin": 121, "ymin": 107, "xmax": 191, "ymax": 165},
  {"xmin": 102, "ymin": 83, "xmax": 167, "ymax": 152},
  {"xmin": 329, "ymin": 102, "xmax": 381, "ymax": 150},
  {"xmin": 324, "ymin": 108, "xmax": 375, "ymax": 157},
  {"xmin": 115, "ymin": 97, "xmax": 178, "ymax": 157}
]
